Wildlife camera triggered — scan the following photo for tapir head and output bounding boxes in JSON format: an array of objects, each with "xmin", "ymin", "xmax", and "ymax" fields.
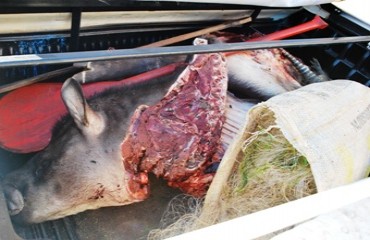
[{"xmin": 2, "ymin": 79, "xmax": 148, "ymax": 224}]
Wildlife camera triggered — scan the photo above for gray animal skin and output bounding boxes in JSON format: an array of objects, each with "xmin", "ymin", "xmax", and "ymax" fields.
[{"xmin": 2, "ymin": 65, "xmax": 186, "ymax": 225}]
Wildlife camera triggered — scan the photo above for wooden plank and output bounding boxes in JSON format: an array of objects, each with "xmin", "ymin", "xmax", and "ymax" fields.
[{"xmin": 140, "ymin": 17, "xmax": 252, "ymax": 48}]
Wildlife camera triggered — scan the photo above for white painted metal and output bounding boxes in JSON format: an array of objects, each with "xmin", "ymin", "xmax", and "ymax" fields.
[{"xmin": 168, "ymin": 178, "xmax": 370, "ymax": 240}]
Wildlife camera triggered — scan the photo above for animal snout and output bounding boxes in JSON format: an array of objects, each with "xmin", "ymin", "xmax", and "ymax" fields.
[{"xmin": 3, "ymin": 184, "xmax": 24, "ymax": 216}]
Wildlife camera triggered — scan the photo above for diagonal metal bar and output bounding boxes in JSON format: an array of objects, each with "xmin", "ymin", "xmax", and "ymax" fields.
[
  {"xmin": 0, "ymin": 66, "xmax": 87, "ymax": 94},
  {"xmin": 0, "ymin": 36, "xmax": 369, "ymax": 67}
]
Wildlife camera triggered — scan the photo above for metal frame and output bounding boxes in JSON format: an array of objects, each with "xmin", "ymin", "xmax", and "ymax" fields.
[
  {"xmin": 0, "ymin": 1, "xmax": 261, "ymax": 10},
  {"xmin": 0, "ymin": 36, "xmax": 369, "ymax": 67}
]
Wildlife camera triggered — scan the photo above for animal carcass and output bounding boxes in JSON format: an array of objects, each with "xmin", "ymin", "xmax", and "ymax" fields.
[
  {"xmin": 2, "ymin": 52, "xmax": 227, "ymax": 224},
  {"xmin": 2, "ymin": 38, "xmax": 314, "ymax": 224}
]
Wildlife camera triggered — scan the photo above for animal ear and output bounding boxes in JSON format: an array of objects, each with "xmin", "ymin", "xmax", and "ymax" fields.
[{"xmin": 61, "ymin": 78, "xmax": 105, "ymax": 135}]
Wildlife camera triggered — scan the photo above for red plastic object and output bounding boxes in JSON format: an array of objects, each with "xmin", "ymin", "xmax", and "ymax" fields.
[
  {"xmin": 248, "ymin": 16, "xmax": 328, "ymax": 42},
  {"xmin": 225, "ymin": 15, "xmax": 328, "ymax": 57},
  {"xmin": 0, "ymin": 63, "xmax": 182, "ymax": 153}
]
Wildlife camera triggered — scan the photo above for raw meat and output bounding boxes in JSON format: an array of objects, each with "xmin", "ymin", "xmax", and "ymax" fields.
[{"xmin": 121, "ymin": 53, "xmax": 228, "ymax": 196}]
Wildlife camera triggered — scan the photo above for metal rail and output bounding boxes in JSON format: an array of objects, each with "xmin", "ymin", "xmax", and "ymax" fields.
[{"xmin": 0, "ymin": 36, "xmax": 369, "ymax": 67}]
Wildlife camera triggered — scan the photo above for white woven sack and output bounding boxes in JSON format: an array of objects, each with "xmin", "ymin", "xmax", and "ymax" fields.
[
  {"xmin": 203, "ymin": 80, "xmax": 370, "ymax": 214},
  {"xmin": 248, "ymin": 80, "xmax": 370, "ymax": 192}
]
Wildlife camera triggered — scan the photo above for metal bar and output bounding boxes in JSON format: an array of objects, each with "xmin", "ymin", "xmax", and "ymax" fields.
[
  {"xmin": 0, "ymin": 36, "xmax": 369, "ymax": 67},
  {"xmin": 70, "ymin": 9, "xmax": 82, "ymax": 51},
  {"xmin": 0, "ymin": 66, "xmax": 86, "ymax": 94},
  {"xmin": 250, "ymin": 7, "xmax": 261, "ymax": 20}
]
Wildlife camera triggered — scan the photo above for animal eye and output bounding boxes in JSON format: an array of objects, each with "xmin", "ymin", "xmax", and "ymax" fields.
[
  {"xmin": 34, "ymin": 160, "xmax": 51, "ymax": 178},
  {"xmin": 34, "ymin": 166, "xmax": 43, "ymax": 178}
]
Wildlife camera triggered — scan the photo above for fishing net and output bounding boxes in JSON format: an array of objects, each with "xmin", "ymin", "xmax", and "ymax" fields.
[
  {"xmin": 149, "ymin": 108, "xmax": 316, "ymax": 240},
  {"xmin": 149, "ymin": 80, "xmax": 370, "ymax": 239}
]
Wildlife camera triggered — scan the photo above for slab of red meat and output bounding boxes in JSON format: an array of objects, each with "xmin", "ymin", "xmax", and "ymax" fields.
[{"xmin": 121, "ymin": 53, "xmax": 228, "ymax": 197}]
